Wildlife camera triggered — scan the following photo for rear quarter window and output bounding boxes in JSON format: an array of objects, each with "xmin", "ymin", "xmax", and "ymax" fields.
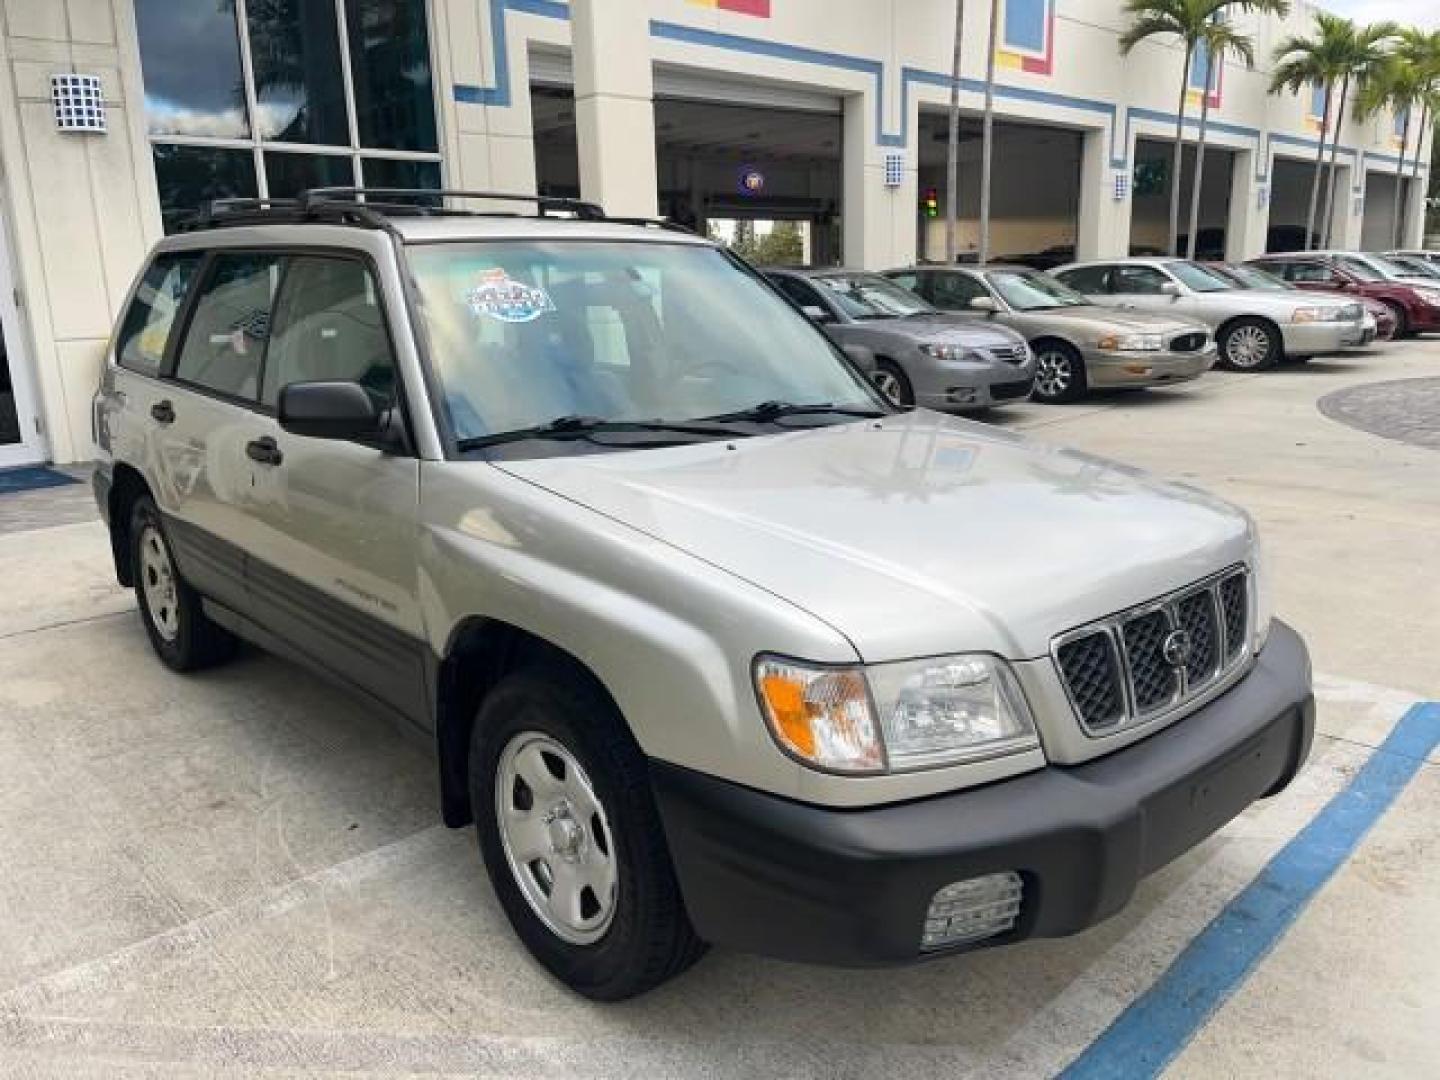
[{"xmin": 115, "ymin": 252, "xmax": 204, "ymax": 376}]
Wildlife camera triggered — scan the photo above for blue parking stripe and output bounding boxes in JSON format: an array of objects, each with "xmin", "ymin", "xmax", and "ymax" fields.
[{"xmin": 1062, "ymin": 701, "xmax": 1440, "ymax": 1080}]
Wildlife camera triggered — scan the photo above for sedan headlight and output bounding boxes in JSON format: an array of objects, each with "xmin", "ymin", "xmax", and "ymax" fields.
[
  {"xmin": 918, "ymin": 342, "xmax": 972, "ymax": 362},
  {"xmin": 1096, "ymin": 333, "xmax": 1163, "ymax": 351},
  {"xmin": 1414, "ymin": 288, "xmax": 1440, "ymax": 307},
  {"xmin": 1251, "ymin": 538, "xmax": 1274, "ymax": 653},
  {"xmin": 754, "ymin": 653, "xmax": 1038, "ymax": 773}
]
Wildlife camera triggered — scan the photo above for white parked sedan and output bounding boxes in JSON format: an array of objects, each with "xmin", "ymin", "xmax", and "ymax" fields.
[{"xmin": 1052, "ymin": 257, "xmax": 1369, "ymax": 370}]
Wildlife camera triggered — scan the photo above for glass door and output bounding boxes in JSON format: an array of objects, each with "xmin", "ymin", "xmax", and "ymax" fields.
[{"xmin": 0, "ymin": 210, "xmax": 45, "ymax": 467}]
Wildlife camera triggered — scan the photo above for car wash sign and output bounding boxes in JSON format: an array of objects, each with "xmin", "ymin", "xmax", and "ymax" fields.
[{"xmin": 687, "ymin": 0, "xmax": 771, "ymax": 16}]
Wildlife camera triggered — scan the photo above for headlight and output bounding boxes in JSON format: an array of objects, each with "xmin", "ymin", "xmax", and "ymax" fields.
[
  {"xmin": 754, "ymin": 653, "xmax": 1038, "ymax": 773},
  {"xmin": 1096, "ymin": 333, "xmax": 1163, "ymax": 351},
  {"xmin": 1290, "ymin": 307, "xmax": 1322, "ymax": 323},
  {"xmin": 1414, "ymin": 288, "xmax": 1440, "ymax": 307},
  {"xmin": 918, "ymin": 342, "xmax": 970, "ymax": 361},
  {"xmin": 1251, "ymin": 536, "xmax": 1274, "ymax": 653}
]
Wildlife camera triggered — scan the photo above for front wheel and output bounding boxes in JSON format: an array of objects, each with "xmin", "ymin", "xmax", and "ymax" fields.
[
  {"xmin": 470, "ymin": 665, "xmax": 706, "ymax": 1000},
  {"xmin": 1218, "ymin": 318, "xmax": 1280, "ymax": 371},
  {"xmin": 1381, "ymin": 301, "xmax": 1408, "ymax": 339},
  {"xmin": 1030, "ymin": 342, "xmax": 1087, "ymax": 403},
  {"xmin": 872, "ymin": 360, "xmax": 915, "ymax": 407}
]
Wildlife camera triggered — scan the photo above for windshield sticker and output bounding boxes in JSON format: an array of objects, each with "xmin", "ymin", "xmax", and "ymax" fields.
[{"xmin": 463, "ymin": 270, "xmax": 556, "ymax": 324}]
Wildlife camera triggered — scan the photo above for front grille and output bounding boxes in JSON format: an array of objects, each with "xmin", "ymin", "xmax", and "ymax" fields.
[
  {"xmin": 990, "ymin": 378, "xmax": 1034, "ymax": 401},
  {"xmin": 1169, "ymin": 331, "xmax": 1208, "ymax": 353},
  {"xmin": 988, "ymin": 344, "xmax": 1029, "ymax": 364},
  {"xmin": 1053, "ymin": 567, "xmax": 1250, "ymax": 735}
]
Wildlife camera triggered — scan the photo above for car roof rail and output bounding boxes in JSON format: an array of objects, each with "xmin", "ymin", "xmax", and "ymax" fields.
[
  {"xmin": 299, "ymin": 187, "xmax": 608, "ymax": 220},
  {"xmin": 174, "ymin": 187, "xmax": 621, "ymax": 234}
]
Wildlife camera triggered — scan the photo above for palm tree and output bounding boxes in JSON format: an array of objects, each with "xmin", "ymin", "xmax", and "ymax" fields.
[
  {"xmin": 1184, "ymin": 15, "xmax": 1277, "ymax": 258},
  {"xmin": 1396, "ymin": 29, "xmax": 1440, "ymax": 246},
  {"xmin": 978, "ymin": 0, "xmax": 1001, "ymax": 263},
  {"xmin": 1120, "ymin": 0, "xmax": 1289, "ymax": 259},
  {"xmin": 1355, "ymin": 58, "xmax": 1422, "ymax": 248},
  {"xmin": 945, "ymin": 0, "xmax": 965, "ymax": 263},
  {"xmin": 1271, "ymin": 13, "xmax": 1360, "ymax": 250},
  {"xmin": 1319, "ymin": 21, "xmax": 1398, "ymax": 247}
]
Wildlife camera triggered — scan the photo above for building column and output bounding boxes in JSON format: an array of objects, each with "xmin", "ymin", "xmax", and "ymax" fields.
[
  {"xmin": 1225, "ymin": 149, "xmax": 1267, "ymax": 260},
  {"xmin": 1400, "ymin": 171, "xmax": 1426, "ymax": 248},
  {"xmin": 571, "ymin": 0, "xmax": 657, "ymax": 217},
  {"xmin": 842, "ymin": 92, "xmax": 915, "ymax": 269},
  {"xmin": 1328, "ymin": 164, "xmax": 1363, "ymax": 250},
  {"xmin": 1076, "ymin": 123, "xmax": 1131, "ymax": 260}
]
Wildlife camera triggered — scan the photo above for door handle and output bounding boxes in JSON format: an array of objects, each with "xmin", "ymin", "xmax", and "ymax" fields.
[
  {"xmin": 245, "ymin": 436, "xmax": 284, "ymax": 466},
  {"xmin": 150, "ymin": 399, "xmax": 175, "ymax": 424}
]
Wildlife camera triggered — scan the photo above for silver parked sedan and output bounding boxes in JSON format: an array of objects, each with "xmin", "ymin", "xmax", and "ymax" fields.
[
  {"xmin": 1052, "ymin": 257, "xmax": 1368, "ymax": 370},
  {"xmin": 764, "ymin": 267, "xmax": 1035, "ymax": 410},
  {"xmin": 885, "ymin": 264, "xmax": 1214, "ymax": 403}
]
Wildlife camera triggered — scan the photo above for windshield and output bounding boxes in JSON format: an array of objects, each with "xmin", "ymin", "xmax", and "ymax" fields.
[
  {"xmin": 812, "ymin": 273, "xmax": 935, "ymax": 319},
  {"xmin": 985, "ymin": 269, "xmax": 1089, "ymax": 310},
  {"xmin": 1218, "ymin": 265, "xmax": 1290, "ymax": 291},
  {"xmin": 1166, "ymin": 261, "xmax": 1235, "ymax": 293},
  {"xmin": 1385, "ymin": 254, "xmax": 1440, "ymax": 278},
  {"xmin": 1368, "ymin": 253, "xmax": 1426, "ymax": 279},
  {"xmin": 1334, "ymin": 255, "xmax": 1384, "ymax": 282},
  {"xmin": 406, "ymin": 241, "xmax": 881, "ymax": 447}
]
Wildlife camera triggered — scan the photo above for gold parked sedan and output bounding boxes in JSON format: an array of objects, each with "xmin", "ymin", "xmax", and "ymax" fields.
[{"xmin": 886, "ymin": 265, "xmax": 1216, "ymax": 403}]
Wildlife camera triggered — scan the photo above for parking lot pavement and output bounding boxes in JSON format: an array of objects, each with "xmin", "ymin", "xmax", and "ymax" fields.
[{"xmin": 1, "ymin": 341, "xmax": 1437, "ymax": 1078}]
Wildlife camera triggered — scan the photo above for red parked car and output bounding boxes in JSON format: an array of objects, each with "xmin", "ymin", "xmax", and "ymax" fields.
[
  {"xmin": 1208, "ymin": 262, "xmax": 1396, "ymax": 341},
  {"xmin": 1247, "ymin": 252, "xmax": 1440, "ymax": 338}
]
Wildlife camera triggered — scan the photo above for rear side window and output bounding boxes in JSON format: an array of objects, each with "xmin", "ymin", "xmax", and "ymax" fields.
[
  {"xmin": 1056, "ymin": 265, "xmax": 1111, "ymax": 294},
  {"xmin": 173, "ymin": 252, "xmax": 284, "ymax": 401},
  {"xmin": 261, "ymin": 257, "xmax": 396, "ymax": 408},
  {"xmin": 115, "ymin": 253, "xmax": 203, "ymax": 376}
]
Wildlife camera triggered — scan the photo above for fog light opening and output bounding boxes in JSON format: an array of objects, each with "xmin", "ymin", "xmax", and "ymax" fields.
[
  {"xmin": 946, "ymin": 386, "xmax": 978, "ymax": 405},
  {"xmin": 920, "ymin": 871, "xmax": 1023, "ymax": 952}
]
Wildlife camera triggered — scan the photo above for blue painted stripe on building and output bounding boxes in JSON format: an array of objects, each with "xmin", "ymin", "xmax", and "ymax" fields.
[
  {"xmin": 450, "ymin": 0, "xmax": 1430, "ymax": 178},
  {"xmin": 1061, "ymin": 701, "xmax": 1440, "ymax": 1080}
]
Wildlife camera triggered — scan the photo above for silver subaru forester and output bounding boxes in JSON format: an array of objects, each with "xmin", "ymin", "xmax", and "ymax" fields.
[{"xmin": 93, "ymin": 189, "xmax": 1314, "ymax": 1001}]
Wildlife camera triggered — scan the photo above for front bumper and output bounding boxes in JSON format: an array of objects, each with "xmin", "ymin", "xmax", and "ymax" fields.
[
  {"xmin": 1281, "ymin": 320, "xmax": 1363, "ymax": 355},
  {"xmin": 653, "ymin": 620, "xmax": 1313, "ymax": 967},
  {"xmin": 910, "ymin": 354, "xmax": 1036, "ymax": 411},
  {"xmin": 1083, "ymin": 347, "xmax": 1215, "ymax": 388}
]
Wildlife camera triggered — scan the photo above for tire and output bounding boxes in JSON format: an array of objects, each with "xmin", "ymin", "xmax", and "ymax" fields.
[
  {"xmin": 872, "ymin": 360, "xmax": 915, "ymax": 407},
  {"xmin": 469, "ymin": 665, "xmax": 706, "ymax": 1000},
  {"xmin": 1381, "ymin": 301, "xmax": 1408, "ymax": 340},
  {"xmin": 129, "ymin": 496, "xmax": 237, "ymax": 672},
  {"xmin": 1218, "ymin": 317, "xmax": 1281, "ymax": 371},
  {"xmin": 1030, "ymin": 341, "xmax": 1087, "ymax": 403}
]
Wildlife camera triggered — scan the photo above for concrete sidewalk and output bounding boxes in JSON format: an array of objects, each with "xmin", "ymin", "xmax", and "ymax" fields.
[{"xmin": 0, "ymin": 342, "xmax": 1436, "ymax": 1078}]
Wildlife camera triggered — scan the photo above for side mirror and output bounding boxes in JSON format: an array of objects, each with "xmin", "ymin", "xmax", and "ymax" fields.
[
  {"xmin": 802, "ymin": 304, "xmax": 834, "ymax": 324},
  {"xmin": 278, "ymin": 380, "xmax": 383, "ymax": 441},
  {"xmin": 841, "ymin": 343, "xmax": 877, "ymax": 374},
  {"xmin": 969, "ymin": 296, "xmax": 998, "ymax": 313},
  {"xmin": 1160, "ymin": 282, "xmax": 1181, "ymax": 297}
]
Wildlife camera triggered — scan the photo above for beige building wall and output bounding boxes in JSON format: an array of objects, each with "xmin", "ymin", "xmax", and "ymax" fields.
[
  {"xmin": 0, "ymin": 0, "xmax": 159, "ymax": 465},
  {"xmin": 0, "ymin": 0, "xmax": 1431, "ymax": 464}
]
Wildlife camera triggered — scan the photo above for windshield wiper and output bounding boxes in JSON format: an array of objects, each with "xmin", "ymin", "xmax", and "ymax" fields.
[
  {"xmin": 700, "ymin": 400, "xmax": 887, "ymax": 423},
  {"xmin": 456, "ymin": 415, "xmax": 749, "ymax": 452}
]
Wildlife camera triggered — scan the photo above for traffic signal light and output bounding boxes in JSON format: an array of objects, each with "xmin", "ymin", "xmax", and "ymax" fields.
[{"xmin": 923, "ymin": 187, "xmax": 939, "ymax": 218}]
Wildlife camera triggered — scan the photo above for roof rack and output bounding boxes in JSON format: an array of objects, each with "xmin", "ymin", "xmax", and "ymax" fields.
[{"xmin": 174, "ymin": 188, "xmax": 708, "ymax": 237}]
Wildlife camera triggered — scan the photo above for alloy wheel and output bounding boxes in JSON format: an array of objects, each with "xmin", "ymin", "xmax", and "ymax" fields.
[
  {"xmin": 495, "ymin": 732, "xmax": 618, "ymax": 945},
  {"xmin": 138, "ymin": 524, "xmax": 180, "ymax": 642},
  {"xmin": 1034, "ymin": 349, "xmax": 1073, "ymax": 398},
  {"xmin": 1225, "ymin": 325, "xmax": 1271, "ymax": 369},
  {"xmin": 872, "ymin": 369, "xmax": 905, "ymax": 406}
]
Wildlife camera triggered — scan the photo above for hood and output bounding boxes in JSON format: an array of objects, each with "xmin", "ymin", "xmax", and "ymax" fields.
[
  {"xmin": 859, "ymin": 313, "xmax": 1023, "ymax": 346},
  {"xmin": 1220, "ymin": 287, "xmax": 1353, "ymax": 312},
  {"xmin": 496, "ymin": 411, "xmax": 1252, "ymax": 662},
  {"xmin": 1020, "ymin": 306, "xmax": 1203, "ymax": 334}
]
